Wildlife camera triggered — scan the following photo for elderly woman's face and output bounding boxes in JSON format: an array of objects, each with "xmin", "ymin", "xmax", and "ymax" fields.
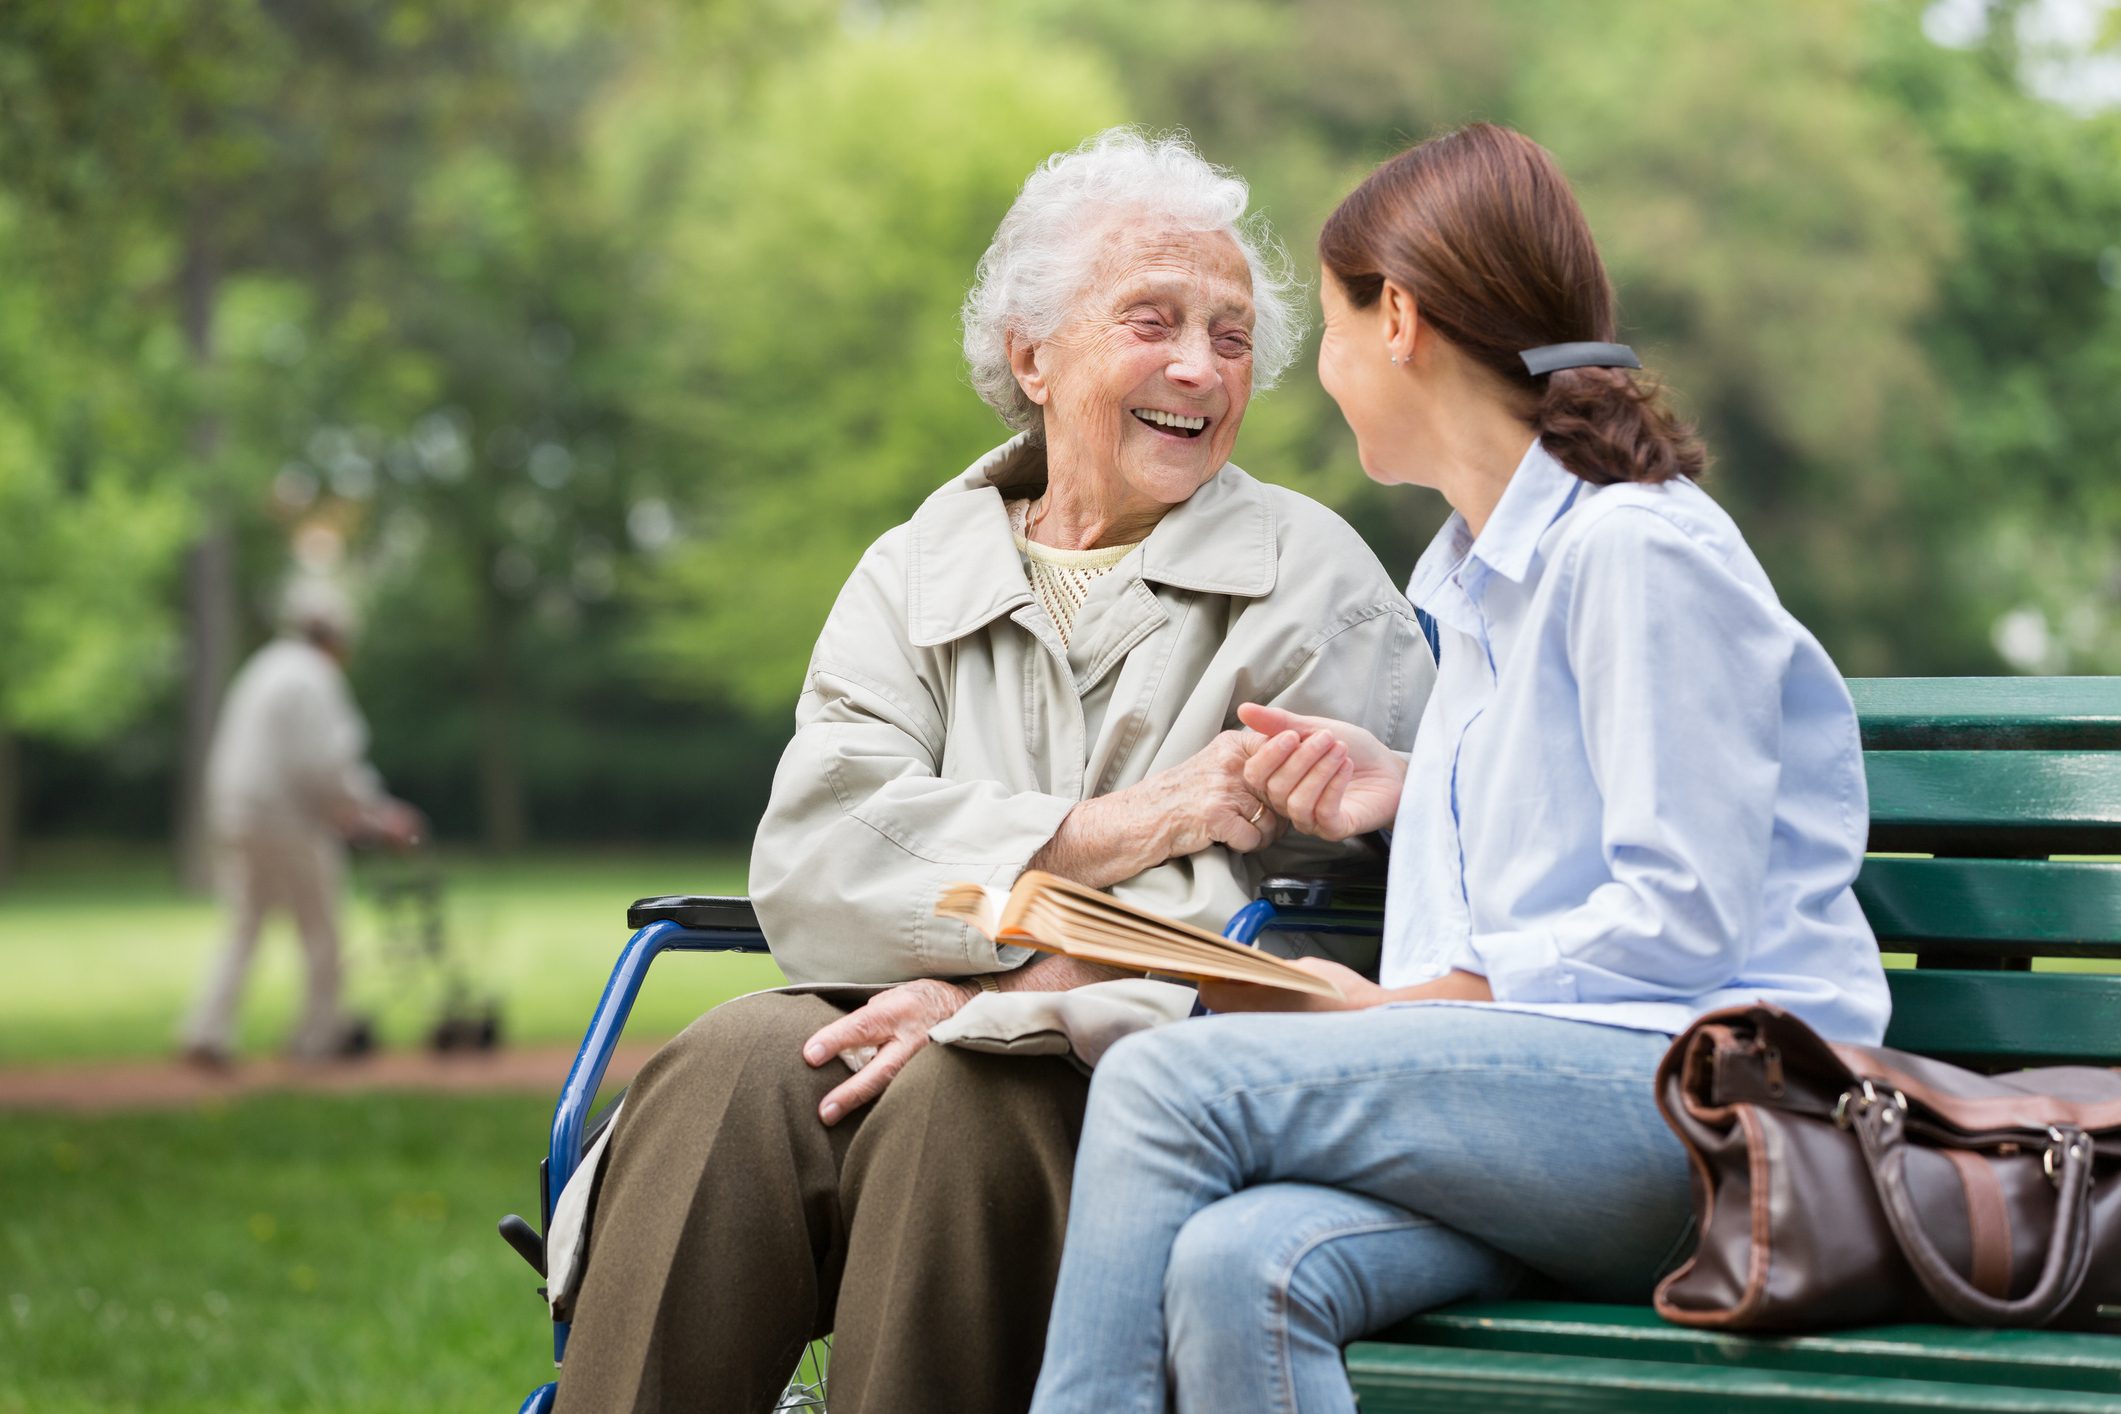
[{"xmin": 1026, "ymin": 225, "xmax": 1255, "ymax": 506}]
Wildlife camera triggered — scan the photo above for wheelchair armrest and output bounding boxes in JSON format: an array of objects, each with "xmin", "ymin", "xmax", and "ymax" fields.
[
  {"xmin": 1227, "ymin": 870, "xmax": 1388, "ymax": 946},
  {"xmin": 524, "ymin": 895, "xmax": 782, "ymax": 1358},
  {"xmin": 1259, "ymin": 875, "xmax": 1387, "ymax": 913},
  {"xmin": 1199, "ymin": 871, "xmax": 1391, "ymax": 1018},
  {"xmin": 546, "ymin": 897, "xmax": 774, "ymax": 1226},
  {"xmin": 626, "ymin": 894, "xmax": 760, "ymax": 932}
]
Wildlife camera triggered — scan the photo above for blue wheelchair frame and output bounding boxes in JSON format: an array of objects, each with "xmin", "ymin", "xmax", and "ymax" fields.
[{"xmin": 508, "ymin": 878, "xmax": 1386, "ymax": 1413}]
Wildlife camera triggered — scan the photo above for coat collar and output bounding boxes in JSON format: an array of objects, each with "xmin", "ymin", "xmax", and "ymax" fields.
[{"xmin": 907, "ymin": 434, "xmax": 1279, "ymax": 648}]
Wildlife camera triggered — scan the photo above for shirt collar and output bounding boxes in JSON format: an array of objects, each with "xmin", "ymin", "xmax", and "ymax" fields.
[
  {"xmin": 908, "ymin": 434, "xmax": 1277, "ymax": 647},
  {"xmin": 1406, "ymin": 439, "xmax": 1582, "ymax": 620}
]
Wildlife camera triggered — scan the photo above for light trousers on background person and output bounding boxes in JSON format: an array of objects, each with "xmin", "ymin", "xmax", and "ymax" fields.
[
  {"xmin": 180, "ymin": 827, "xmax": 350, "ymax": 1058},
  {"xmin": 1028, "ymin": 1007, "xmax": 1695, "ymax": 1414},
  {"xmin": 555, "ymin": 990, "xmax": 1091, "ymax": 1414}
]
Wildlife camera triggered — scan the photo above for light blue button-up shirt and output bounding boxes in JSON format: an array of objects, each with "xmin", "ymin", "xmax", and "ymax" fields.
[{"xmin": 1381, "ymin": 440, "xmax": 1891, "ymax": 1044}]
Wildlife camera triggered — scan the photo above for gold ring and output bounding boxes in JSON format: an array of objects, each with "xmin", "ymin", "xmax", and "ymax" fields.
[{"xmin": 1247, "ymin": 803, "xmax": 1266, "ymax": 826}]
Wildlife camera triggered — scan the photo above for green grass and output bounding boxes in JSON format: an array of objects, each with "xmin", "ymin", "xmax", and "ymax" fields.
[
  {"xmin": 0, "ymin": 846, "xmax": 788, "ymax": 1065},
  {"xmin": 0, "ymin": 1091, "xmax": 558, "ymax": 1413},
  {"xmin": 5, "ymin": 843, "xmax": 2113, "ymax": 1067}
]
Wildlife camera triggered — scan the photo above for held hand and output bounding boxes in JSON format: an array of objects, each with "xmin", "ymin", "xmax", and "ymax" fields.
[
  {"xmin": 1121, "ymin": 730, "xmax": 1286, "ymax": 860},
  {"xmin": 1235, "ymin": 704, "xmax": 1407, "ymax": 841},
  {"xmin": 800, "ymin": 978, "xmax": 972, "ymax": 1125},
  {"xmin": 1196, "ymin": 957, "xmax": 1387, "ymax": 1014}
]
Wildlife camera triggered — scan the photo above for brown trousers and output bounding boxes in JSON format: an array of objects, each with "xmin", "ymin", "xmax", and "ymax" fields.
[{"xmin": 554, "ymin": 991, "xmax": 1091, "ymax": 1414}]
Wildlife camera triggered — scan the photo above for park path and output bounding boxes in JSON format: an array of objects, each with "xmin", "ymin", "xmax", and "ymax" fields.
[{"xmin": 0, "ymin": 1041, "xmax": 664, "ymax": 1113}]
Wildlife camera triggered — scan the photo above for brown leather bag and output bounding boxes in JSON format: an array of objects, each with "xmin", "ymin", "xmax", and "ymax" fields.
[{"xmin": 1653, "ymin": 1003, "xmax": 2121, "ymax": 1332}]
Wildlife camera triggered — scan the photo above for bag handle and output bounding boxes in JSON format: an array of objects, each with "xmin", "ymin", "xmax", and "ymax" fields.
[{"xmin": 1850, "ymin": 1096, "xmax": 2096, "ymax": 1326}]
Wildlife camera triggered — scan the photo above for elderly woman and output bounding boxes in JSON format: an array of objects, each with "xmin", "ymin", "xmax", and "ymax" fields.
[{"xmin": 552, "ymin": 129, "xmax": 1433, "ymax": 1414}]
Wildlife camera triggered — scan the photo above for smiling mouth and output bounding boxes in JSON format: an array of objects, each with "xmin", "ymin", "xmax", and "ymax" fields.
[{"xmin": 1130, "ymin": 407, "xmax": 1209, "ymax": 440}]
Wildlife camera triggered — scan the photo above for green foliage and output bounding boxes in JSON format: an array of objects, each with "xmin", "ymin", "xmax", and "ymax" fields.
[
  {"xmin": 0, "ymin": 202, "xmax": 187, "ymax": 741},
  {"xmin": 6, "ymin": 0, "xmax": 2120, "ymax": 845},
  {"xmin": 1869, "ymin": 0, "xmax": 2121, "ymax": 672},
  {"xmin": 619, "ymin": 21, "xmax": 1128, "ymax": 711},
  {"xmin": 1509, "ymin": 0, "xmax": 1963, "ymax": 672}
]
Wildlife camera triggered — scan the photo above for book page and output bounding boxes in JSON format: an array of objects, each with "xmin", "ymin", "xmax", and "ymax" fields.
[
  {"xmin": 934, "ymin": 881, "xmax": 1009, "ymax": 939},
  {"xmin": 935, "ymin": 871, "xmax": 1342, "ymax": 998}
]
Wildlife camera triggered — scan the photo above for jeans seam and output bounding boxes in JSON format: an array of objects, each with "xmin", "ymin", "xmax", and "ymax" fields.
[{"xmin": 1268, "ymin": 1216, "xmax": 1437, "ymax": 1414}]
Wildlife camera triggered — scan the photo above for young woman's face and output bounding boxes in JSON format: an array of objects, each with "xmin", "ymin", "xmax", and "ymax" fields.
[{"xmin": 1316, "ymin": 267, "xmax": 1423, "ymax": 487}]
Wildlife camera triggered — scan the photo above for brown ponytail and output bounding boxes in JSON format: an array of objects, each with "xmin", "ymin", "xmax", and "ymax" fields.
[{"xmin": 1319, "ymin": 124, "xmax": 1706, "ymax": 486}]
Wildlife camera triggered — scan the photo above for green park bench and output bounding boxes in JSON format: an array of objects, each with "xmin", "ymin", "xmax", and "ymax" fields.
[
  {"xmin": 1342, "ymin": 676, "xmax": 2121, "ymax": 1412},
  {"xmin": 511, "ymin": 675, "xmax": 2121, "ymax": 1414}
]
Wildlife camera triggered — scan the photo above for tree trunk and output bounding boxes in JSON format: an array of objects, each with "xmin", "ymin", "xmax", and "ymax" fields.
[
  {"xmin": 474, "ymin": 577, "xmax": 529, "ymax": 853},
  {"xmin": 173, "ymin": 194, "xmax": 236, "ymax": 893},
  {"xmin": 0, "ymin": 732, "xmax": 19, "ymax": 890}
]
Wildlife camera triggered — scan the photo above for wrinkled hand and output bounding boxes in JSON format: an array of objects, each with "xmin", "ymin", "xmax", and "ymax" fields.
[
  {"xmin": 355, "ymin": 798, "xmax": 426, "ymax": 850},
  {"xmin": 1126, "ymin": 729, "xmax": 1286, "ymax": 860},
  {"xmin": 379, "ymin": 799, "xmax": 427, "ymax": 849},
  {"xmin": 1235, "ymin": 704, "xmax": 1407, "ymax": 841},
  {"xmin": 800, "ymin": 978, "xmax": 972, "ymax": 1125},
  {"xmin": 1196, "ymin": 957, "xmax": 1385, "ymax": 1015}
]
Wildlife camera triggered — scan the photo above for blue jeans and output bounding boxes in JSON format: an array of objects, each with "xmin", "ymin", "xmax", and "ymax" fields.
[{"xmin": 1028, "ymin": 1005, "xmax": 1693, "ymax": 1414}]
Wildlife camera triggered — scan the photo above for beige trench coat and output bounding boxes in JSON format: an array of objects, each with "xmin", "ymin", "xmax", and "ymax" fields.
[
  {"xmin": 542, "ymin": 439, "xmax": 1437, "ymax": 1316},
  {"xmin": 751, "ymin": 435, "xmax": 1436, "ymax": 985}
]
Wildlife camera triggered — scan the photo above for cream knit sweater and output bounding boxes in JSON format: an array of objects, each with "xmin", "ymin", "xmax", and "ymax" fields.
[{"xmin": 1008, "ymin": 498, "xmax": 1143, "ymax": 648}]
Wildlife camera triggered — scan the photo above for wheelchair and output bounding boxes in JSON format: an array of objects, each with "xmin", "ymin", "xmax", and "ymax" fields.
[{"xmin": 497, "ymin": 872, "xmax": 1387, "ymax": 1413}]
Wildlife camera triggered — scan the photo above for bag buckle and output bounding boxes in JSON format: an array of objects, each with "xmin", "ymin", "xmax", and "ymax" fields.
[
  {"xmin": 2044, "ymin": 1126, "xmax": 2091, "ymax": 1187},
  {"xmin": 1834, "ymin": 1079, "xmax": 1907, "ymax": 1130}
]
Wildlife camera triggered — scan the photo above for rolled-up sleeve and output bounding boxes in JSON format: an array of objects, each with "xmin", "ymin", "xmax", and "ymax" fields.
[
  {"xmin": 1466, "ymin": 511, "xmax": 1793, "ymax": 1005},
  {"xmin": 751, "ymin": 551, "xmax": 1076, "ymax": 985}
]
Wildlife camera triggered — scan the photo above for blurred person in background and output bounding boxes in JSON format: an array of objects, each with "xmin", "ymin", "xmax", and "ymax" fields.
[{"xmin": 177, "ymin": 576, "xmax": 424, "ymax": 1067}]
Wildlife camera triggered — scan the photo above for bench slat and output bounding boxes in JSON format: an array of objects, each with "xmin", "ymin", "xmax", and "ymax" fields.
[
  {"xmin": 1381, "ymin": 1302, "xmax": 2121, "ymax": 1392},
  {"xmin": 1864, "ymin": 752, "xmax": 2121, "ymax": 854},
  {"xmin": 1852, "ymin": 678, "xmax": 2121, "ymax": 751},
  {"xmin": 1856, "ymin": 858, "xmax": 2121, "ymax": 955},
  {"xmin": 1883, "ymin": 969, "xmax": 2121, "ymax": 1065},
  {"xmin": 1344, "ymin": 1343, "xmax": 2121, "ymax": 1411}
]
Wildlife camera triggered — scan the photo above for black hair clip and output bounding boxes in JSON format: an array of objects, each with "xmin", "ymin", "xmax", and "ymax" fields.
[{"xmin": 1519, "ymin": 342, "xmax": 1641, "ymax": 376}]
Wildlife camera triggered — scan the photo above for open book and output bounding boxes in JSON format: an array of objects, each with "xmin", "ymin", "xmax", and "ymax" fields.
[{"xmin": 935, "ymin": 869, "xmax": 1342, "ymax": 998}]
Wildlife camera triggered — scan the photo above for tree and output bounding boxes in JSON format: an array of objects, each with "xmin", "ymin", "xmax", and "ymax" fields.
[
  {"xmin": 1866, "ymin": 0, "xmax": 2121, "ymax": 672},
  {"xmin": 0, "ymin": 199, "xmax": 188, "ymax": 883},
  {"xmin": 620, "ymin": 19, "xmax": 1129, "ymax": 712},
  {"xmin": 0, "ymin": 0, "xmax": 625, "ymax": 860}
]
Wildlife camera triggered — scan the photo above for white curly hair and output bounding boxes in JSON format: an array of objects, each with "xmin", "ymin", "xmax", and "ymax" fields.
[{"xmin": 961, "ymin": 127, "xmax": 1304, "ymax": 437}]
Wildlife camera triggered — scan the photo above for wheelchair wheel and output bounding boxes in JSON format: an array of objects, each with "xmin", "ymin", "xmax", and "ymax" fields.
[{"xmin": 774, "ymin": 1336, "xmax": 830, "ymax": 1411}]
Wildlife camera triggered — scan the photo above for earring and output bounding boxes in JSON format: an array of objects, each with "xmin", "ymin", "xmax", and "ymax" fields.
[{"xmin": 1389, "ymin": 354, "xmax": 1402, "ymax": 366}]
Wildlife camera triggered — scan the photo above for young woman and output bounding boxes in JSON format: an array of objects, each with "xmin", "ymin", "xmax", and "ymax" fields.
[{"xmin": 1027, "ymin": 123, "xmax": 1893, "ymax": 1414}]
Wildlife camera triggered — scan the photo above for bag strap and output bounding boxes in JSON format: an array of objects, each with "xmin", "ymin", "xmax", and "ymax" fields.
[{"xmin": 1850, "ymin": 1096, "xmax": 2097, "ymax": 1325}]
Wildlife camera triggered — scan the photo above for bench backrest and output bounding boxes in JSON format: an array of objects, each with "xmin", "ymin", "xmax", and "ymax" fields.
[{"xmin": 1849, "ymin": 677, "xmax": 2121, "ymax": 1069}]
